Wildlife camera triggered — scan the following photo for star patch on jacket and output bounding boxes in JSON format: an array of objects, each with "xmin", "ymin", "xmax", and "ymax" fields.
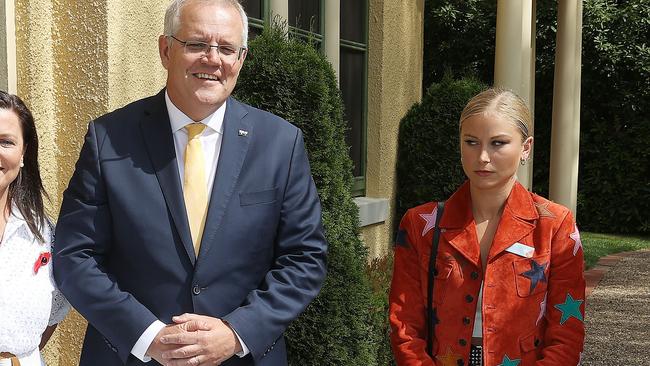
[{"xmin": 520, "ymin": 259, "xmax": 548, "ymax": 293}]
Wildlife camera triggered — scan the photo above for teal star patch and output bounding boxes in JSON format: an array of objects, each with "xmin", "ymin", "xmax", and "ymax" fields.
[
  {"xmin": 554, "ymin": 293, "xmax": 584, "ymax": 325},
  {"xmin": 499, "ymin": 355, "xmax": 521, "ymax": 366}
]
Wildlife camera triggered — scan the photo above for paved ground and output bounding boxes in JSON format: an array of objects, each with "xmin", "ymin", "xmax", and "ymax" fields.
[{"xmin": 582, "ymin": 249, "xmax": 650, "ymax": 365}]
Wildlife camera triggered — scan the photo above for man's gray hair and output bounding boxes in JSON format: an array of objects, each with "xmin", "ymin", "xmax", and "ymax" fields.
[{"xmin": 164, "ymin": 0, "xmax": 249, "ymax": 48}]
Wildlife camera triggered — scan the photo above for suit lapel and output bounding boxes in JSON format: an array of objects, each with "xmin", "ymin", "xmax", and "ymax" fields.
[
  {"xmin": 441, "ymin": 182, "xmax": 481, "ymax": 267},
  {"xmin": 140, "ymin": 90, "xmax": 195, "ymax": 265},
  {"xmin": 487, "ymin": 182, "xmax": 538, "ymax": 262},
  {"xmin": 197, "ymin": 98, "xmax": 251, "ymax": 260}
]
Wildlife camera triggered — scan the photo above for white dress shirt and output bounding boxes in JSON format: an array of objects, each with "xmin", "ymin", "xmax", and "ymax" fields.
[
  {"xmin": 131, "ymin": 93, "xmax": 249, "ymax": 361},
  {"xmin": 0, "ymin": 208, "xmax": 70, "ymax": 366}
]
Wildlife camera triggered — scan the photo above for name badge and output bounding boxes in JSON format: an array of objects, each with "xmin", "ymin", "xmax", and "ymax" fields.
[{"xmin": 505, "ymin": 242, "xmax": 534, "ymax": 258}]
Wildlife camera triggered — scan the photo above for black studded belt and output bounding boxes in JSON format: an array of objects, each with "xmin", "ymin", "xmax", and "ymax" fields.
[{"xmin": 469, "ymin": 345, "xmax": 483, "ymax": 366}]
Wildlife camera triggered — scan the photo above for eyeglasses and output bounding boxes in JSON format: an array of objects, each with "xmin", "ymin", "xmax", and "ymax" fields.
[{"xmin": 168, "ymin": 35, "xmax": 246, "ymax": 63}]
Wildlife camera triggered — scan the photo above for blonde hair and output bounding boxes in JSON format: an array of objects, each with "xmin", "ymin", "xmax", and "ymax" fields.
[{"xmin": 459, "ymin": 88, "xmax": 532, "ymax": 141}]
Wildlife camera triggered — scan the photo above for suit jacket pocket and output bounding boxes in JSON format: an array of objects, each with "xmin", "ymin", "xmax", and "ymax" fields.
[
  {"xmin": 239, "ymin": 187, "xmax": 279, "ymax": 206},
  {"xmin": 513, "ymin": 254, "xmax": 550, "ymax": 297}
]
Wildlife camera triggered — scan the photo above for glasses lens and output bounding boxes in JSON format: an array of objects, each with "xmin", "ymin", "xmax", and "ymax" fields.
[{"xmin": 184, "ymin": 41, "xmax": 208, "ymax": 54}]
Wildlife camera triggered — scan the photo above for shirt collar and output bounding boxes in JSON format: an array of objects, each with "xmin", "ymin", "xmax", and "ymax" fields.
[
  {"xmin": 165, "ymin": 91, "xmax": 226, "ymax": 135},
  {"xmin": 4, "ymin": 205, "xmax": 31, "ymax": 242}
]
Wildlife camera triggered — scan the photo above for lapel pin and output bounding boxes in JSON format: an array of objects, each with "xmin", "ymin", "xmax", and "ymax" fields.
[{"xmin": 238, "ymin": 129, "xmax": 249, "ymax": 137}]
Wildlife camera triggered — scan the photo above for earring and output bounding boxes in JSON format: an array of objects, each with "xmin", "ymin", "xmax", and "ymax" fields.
[
  {"xmin": 520, "ymin": 158, "xmax": 527, "ymax": 166},
  {"xmin": 20, "ymin": 160, "xmax": 24, "ymax": 168}
]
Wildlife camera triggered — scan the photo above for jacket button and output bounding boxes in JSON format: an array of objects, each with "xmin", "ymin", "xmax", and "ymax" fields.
[
  {"xmin": 457, "ymin": 359, "xmax": 464, "ymax": 366},
  {"xmin": 465, "ymin": 294, "xmax": 474, "ymax": 303},
  {"xmin": 192, "ymin": 285, "xmax": 201, "ymax": 295},
  {"xmin": 471, "ymin": 271, "xmax": 479, "ymax": 280},
  {"xmin": 463, "ymin": 317, "xmax": 471, "ymax": 325},
  {"xmin": 534, "ymin": 338, "xmax": 540, "ymax": 347},
  {"xmin": 459, "ymin": 338, "xmax": 467, "ymax": 346},
  {"xmin": 433, "ymin": 268, "xmax": 439, "ymax": 276}
]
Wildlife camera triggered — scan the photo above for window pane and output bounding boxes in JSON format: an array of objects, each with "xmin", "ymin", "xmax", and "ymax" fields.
[
  {"xmin": 341, "ymin": 0, "xmax": 365, "ymax": 43},
  {"xmin": 340, "ymin": 47, "xmax": 365, "ymax": 177},
  {"xmin": 288, "ymin": 0, "xmax": 321, "ymax": 34},
  {"xmin": 240, "ymin": 0, "xmax": 263, "ymax": 19},
  {"xmin": 248, "ymin": 26, "xmax": 262, "ymax": 41}
]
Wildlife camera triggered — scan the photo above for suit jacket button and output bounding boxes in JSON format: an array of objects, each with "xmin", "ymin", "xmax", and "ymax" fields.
[
  {"xmin": 459, "ymin": 338, "xmax": 467, "ymax": 346},
  {"xmin": 465, "ymin": 294, "xmax": 474, "ymax": 303},
  {"xmin": 471, "ymin": 271, "xmax": 479, "ymax": 280},
  {"xmin": 192, "ymin": 285, "xmax": 201, "ymax": 295},
  {"xmin": 534, "ymin": 338, "xmax": 541, "ymax": 347},
  {"xmin": 463, "ymin": 317, "xmax": 471, "ymax": 325},
  {"xmin": 457, "ymin": 359, "xmax": 464, "ymax": 366}
]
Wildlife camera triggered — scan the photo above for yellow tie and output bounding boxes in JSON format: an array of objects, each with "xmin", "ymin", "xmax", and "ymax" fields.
[{"xmin": 184, "ymin": 123, "xmax": 208, "ymax": 257}]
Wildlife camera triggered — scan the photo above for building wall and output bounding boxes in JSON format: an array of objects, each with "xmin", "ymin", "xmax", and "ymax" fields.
[
  {"xmin": 11, "ymin": 0, "xmax": 423, "ymax": 363},
  {"xmin": 1, "ymin": 0, "xmax": 7, "ymax": 90},
  {"xmin": 362, "ymin": 0, "xmax": 423, "ymax": 258}
]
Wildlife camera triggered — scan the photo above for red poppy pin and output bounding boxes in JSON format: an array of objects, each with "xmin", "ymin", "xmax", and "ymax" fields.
[{"xmin": 34, "ymin": 252, "xmax": 52, "ymax": 274}]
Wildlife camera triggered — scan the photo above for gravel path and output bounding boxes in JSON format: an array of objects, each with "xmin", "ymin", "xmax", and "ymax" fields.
[{"xmin": 582, "ymin": 249, "xmax": 650, "ymax": 365}]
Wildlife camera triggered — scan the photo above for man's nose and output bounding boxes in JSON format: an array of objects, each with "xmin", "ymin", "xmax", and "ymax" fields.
[{"xmin": 202, "ymin": 48, "xmax": 222, "ymax": 65}]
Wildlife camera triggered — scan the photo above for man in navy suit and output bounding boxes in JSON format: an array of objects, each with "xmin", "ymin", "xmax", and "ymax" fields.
[{"xmin": 53, "ymin": 0, "xmax": 327, "ymax": 365}]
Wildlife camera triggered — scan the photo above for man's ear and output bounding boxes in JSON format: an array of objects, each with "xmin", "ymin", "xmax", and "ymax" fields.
[{"xmin": 159, "ymin": 35, "xmax": 171, "ymax": 70}]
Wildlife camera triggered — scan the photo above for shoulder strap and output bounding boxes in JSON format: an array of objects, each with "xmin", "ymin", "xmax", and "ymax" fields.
[{"xmin": 426, "ymin": 201, "xmax": 445, "ymax": 357}]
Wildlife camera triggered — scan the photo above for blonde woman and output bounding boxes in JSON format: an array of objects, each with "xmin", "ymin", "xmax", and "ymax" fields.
[{"xmin": 390, "ymin": 88, "xmax": 585, "ymax": 366}]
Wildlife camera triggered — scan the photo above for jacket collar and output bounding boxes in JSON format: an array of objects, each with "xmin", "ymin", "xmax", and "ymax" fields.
[{"xmin": 440, "ymin": 180, "xmax": 539, "ymax": 267}]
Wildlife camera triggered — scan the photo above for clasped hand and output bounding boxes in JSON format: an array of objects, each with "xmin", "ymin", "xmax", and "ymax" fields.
[{"xmin": 147, "ymin": 314, "xmax": 243, "ymax": 366}]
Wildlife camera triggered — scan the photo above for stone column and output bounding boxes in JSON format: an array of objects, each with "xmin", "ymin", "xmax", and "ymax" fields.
[
  {"xmin": 549, "ymin": 0, "xmax": 582, "ymax": 214},
  {"xmin": 269, "ymin": 0, "xmax": 288, "ymax": 24},
  {"xmin": 362, "ymin": 0, "xmax": 424, "ymax": 258},
  {"xmin": 1, "ymin": 0, "xmax": 17, "ymax": 93},
  {"xmin": 323, "ymin": 0, "xmax": 340, "ymax": 83},
  {"xmin": 493, "ymin": 0, "xmax": 536, "ymax": 189}
]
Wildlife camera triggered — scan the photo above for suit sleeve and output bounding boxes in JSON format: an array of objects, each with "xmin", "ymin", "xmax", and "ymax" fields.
[
  {"xmin": 389, "ymin": 210, "xmax": 435, "ymax": 366},
  {"xmin": 52, "ymin": 122, "xmax": 158, "ymax": 363},
  {"xmin": 222, "ymin": 129, "xmax": 328, "ymax": 361},
  {"xmin": 538, "ymin": 210, "xmax": 585, "ymax": 365}
]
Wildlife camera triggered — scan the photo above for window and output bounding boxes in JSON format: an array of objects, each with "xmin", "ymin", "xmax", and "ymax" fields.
[
  {"xmin": 340, "ymin": 0, "xmax": 368, "ymax": 194},
  {"xmin": 240, "ymin": 0, "xmax": 264, "ymax": 39},
  {"xmin": 288, "ymin": 0, "xmax": 323, "ymax": 47}
]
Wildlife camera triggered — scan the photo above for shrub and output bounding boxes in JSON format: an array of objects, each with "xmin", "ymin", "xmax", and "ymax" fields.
[
  {"xmin": 423, "ymin": 0, "xmax": 496, "ymax": 88},
  {"xmin": 395, "ymin": 75, "xmax": 486, "ymax": 222},
  {"xmin": 367, "ymin": 254, "xmax": 396, "ymax": 366},
  {"xmin": 233, "ymin": 24, "xmax": 379, "ymax": 365}
]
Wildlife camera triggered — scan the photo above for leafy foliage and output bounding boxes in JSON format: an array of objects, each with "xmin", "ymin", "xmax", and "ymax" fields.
[
  {"xmin": 423, "ymin": 0, "xmax": 650, "ymax": 234},
  {"xmin": 366, "ymin": 254, "xmax": 396, "ymax": 366},
  {"xmin": 423, "ymin": 0, "xmax": 496, "ymax": 88},
  {"xmin": 395, "ymin": 75, "xmax": 486, "ymax": 222},
  {"xmin": 533, "ymin": 0, "xmax": 650, "ymax": 233},
  {"xmin": 233, "ymin": 25, "xmax": 380, "ymax": 365}
]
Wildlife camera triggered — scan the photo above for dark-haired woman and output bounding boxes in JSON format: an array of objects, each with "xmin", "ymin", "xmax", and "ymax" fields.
[
  {"xmin": 0, "ymin": 91, "xmax": 69, "ymax": 366},
  {"xmin": 390, "ymin": 88, "xmax": 585, "ymax": 365}
]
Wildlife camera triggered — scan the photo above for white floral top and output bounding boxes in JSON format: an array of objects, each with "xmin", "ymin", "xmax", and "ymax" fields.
[{"xmin": 0, "ymin": 208, "xmax": 69, "ymax": 358}]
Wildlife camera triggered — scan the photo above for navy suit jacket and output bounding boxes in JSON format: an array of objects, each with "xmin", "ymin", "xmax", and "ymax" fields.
[{"xmin": 53, "ymin": 90, "xmax": 327, "ymax": 365}]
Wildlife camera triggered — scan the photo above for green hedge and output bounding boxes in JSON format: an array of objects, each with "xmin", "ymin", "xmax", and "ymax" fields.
[
  {"xmin": 395, "ymin": 75, "xmax": 486, "ymax": 222},
  {"xmin": 423, "ymin": 1, "xmax": 496, "ymax": 90},
  {"xmin": 422, "ymin": 0, "xmax": 650, "ymax": 234},
  {"xmin": 533, "ymin": 0, "xmax": 650, "ymax": 233},
  {"xmin": 233, "ymin": 25, "xmax": 380, "ymax": 365}
]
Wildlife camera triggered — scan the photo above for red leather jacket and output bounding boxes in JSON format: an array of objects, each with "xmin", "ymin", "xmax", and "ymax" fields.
[{"xmin": 390, "ymin": 181, "xmax": 585, "ymax": 366}]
